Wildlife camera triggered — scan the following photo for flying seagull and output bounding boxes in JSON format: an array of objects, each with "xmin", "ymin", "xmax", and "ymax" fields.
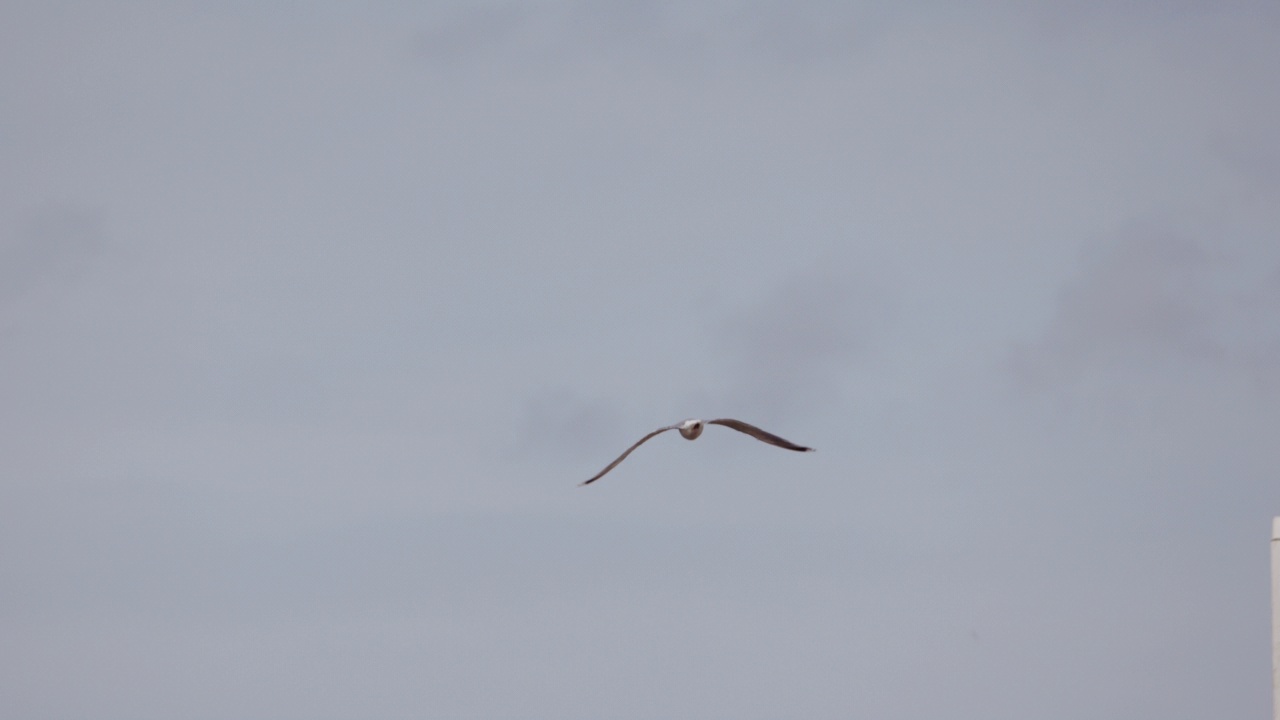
[{"xmin": 580, "ymin": 418, "xmax": 814, "ymax": 486}]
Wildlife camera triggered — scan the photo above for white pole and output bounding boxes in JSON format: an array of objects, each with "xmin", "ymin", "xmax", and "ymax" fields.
[{"xmin": 1272, "ymin": 516, "xmax": 1279, "ymax": 720}]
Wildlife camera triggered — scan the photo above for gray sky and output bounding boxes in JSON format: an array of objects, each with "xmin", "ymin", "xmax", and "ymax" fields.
[{"xmin": 2, "ymin": 2, "xmax": 1278, "ymax": 718}]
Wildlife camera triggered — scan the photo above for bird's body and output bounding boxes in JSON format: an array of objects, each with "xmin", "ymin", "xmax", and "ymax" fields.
[
  {"xmin": 580, "ymin": 418, "xmax": 813, "ymax": 486},
  {"xmin": 676, "ymin": 418, "xmax": 705, "ymax": 440}
]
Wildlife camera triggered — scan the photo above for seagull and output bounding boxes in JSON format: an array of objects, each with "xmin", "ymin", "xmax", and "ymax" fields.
[{"xmin": 580, "ymin": 418, "xmax": 814, "ymax": 486}]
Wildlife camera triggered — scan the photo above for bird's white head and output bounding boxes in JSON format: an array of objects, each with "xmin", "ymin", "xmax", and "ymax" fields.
[{"xmin": 677, "ymin": 418, "xmax": 705, "ymax": 440}]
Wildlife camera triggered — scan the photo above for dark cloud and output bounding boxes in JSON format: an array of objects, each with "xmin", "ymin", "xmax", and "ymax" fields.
[
  {"xmin": 1012, "ymin": 226, "xmax": 1280, "ymax": 400},
  {"xmin": 1029, "ymin": 0, "xmax": 1280, "ymax": 39},
  {"xmin": 1011, "ymin": 232, "xmax": 1222, "ymax": 388},
  {"xmin": 0, "ymin": 205, "xmax": 103, "ymax": 308},
  {"xmin": 516, "ymin": 386, "xmax": 626, "ymax": 461},
  {"xmin": 413, "ymin": 4, "xmax": 535, "ymax": 68},
  {"xmin": 1215, "ymin": 138, "xmax": 1280, "ymax": 193},
  {"xmin": 1230, "ymin": 264, "xmax": 1280, "ymax": 392},
  {"xmin": 410, "ymin": 1, "xmax": 890, "ymax": 74},
  {"xmin": 708, "ymin": 269, "xmax": 886, "ymax": 419}
]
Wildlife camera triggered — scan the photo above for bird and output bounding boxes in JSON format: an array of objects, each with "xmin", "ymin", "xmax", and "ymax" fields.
[{"xmin": 580, "ymin": 418, "xmax": 813, "ymax": 486}]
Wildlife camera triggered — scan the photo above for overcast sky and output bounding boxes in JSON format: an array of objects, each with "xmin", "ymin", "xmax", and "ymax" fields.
[{"xmin": 2, "ymin": 2, "xmax": 1279, "ymax": 718}]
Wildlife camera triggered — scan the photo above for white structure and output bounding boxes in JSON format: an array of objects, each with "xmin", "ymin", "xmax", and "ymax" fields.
[{"xmin": 1273, "ymin": 517, "xmax": 1279, "ymax": 720}]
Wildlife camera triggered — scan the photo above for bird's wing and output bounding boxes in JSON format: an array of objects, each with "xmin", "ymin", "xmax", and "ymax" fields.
[
  {"xmin": 580, "ymin": 425, "xmax": 680, "ymax": 486},
  {"xmin": 707, "ymin": 418, "xmax": 814, "ymax": 452}
]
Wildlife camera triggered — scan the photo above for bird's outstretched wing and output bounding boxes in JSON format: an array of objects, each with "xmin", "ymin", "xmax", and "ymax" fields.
[
  {"xmin": 707, "ymin": 418, "xmax": 814, "ymax": 452},
  {"xmin": 580, "ymin": 424, "xmax": 680, "ymax": 486}
]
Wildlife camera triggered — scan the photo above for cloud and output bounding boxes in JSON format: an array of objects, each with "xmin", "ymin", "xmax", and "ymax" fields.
[
  {"xmin": 1003, "ymin": 226, "xmax": 1280, "ymax": 537},
  {"xmin": 409, "ymin": 1, "xmax": 896, "ymax": 74},
  {"xmin": 516, "ymin": 386, "xmax": 626, "ymax": 461},
  {"xmin": 0, "ymin": 205, "xmax": 104, "ymax": 309},
  {"xmin": 1012, "ymin": 223, "xmax": 1280, "ymax": 400},
  {"xmin": 705, "ymin": 268, "xmax": 887, "ymax": 419},
  {"xmin": 1011, "ymin": 231, "xmax": 1221, "ymax": 388}
]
